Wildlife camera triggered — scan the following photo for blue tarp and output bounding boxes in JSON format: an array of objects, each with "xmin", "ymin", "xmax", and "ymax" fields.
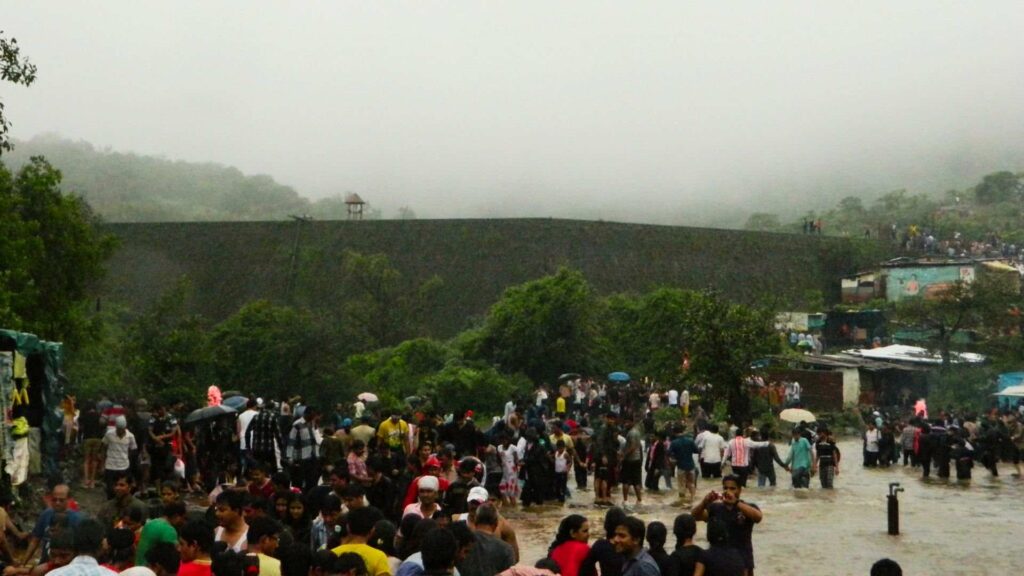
[{"xmin": 996, "ymin": 372, "xmax": 1024, "ymax": 408}]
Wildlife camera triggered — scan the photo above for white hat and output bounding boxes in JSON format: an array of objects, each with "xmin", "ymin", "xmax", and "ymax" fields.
[
  {"xmin": 467, "ymin": 486, "xmax": 489, "ymax": 504},
  {"xmin": 419, "ymin": 476, "xmax": 439, "ymax": 491}
]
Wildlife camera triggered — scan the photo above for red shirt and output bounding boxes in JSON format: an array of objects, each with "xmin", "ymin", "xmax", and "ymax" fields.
[
  {"xmin": 550, "ymin": 540, "xmax": 590, "ymax": 576},
  {"xmin": 248, "ymin": 480, "xmax": 274, "ymax": 499},
  {"xmin": 179, "ymin": 560, "xmax": 213, "ymax": 576},
  {"xmin": 401, "ymin": 475, "xmax": 451, "ymax": 508}
]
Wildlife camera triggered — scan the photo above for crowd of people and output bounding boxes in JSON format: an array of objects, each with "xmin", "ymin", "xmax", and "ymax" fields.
[
  {"xmin": 1, "ymin": 379, "xmax": 954, "ymax": 576},
  {"xmin": 861, "ymin": 404, "xmax": 1024, "ymax": 482}
]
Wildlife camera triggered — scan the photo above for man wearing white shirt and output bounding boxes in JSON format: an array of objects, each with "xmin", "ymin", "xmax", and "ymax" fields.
[
  {"xmin": 237, "ymin": 400, "xmax": 258, "ymax": 473},
  {"xmin": 667, "ymin": 389, "xmax": 679, "ymax": 407},
  {"xmin": 697, "ymin": 425, "xmax": 727, "ymax": 478},
  {"xmin": 502, "ymin": 400, "xmax": 516, "ymax": 423}
]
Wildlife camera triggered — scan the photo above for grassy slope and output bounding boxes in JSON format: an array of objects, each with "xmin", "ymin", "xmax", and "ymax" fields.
[{"xmin": 98, "ymin": 219, "xmax": 889, "ymax": 336}]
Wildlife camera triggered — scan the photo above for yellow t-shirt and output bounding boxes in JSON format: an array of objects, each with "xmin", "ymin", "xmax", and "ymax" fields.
[
  {"xmin": 556, "ymin": 397, "xmax": 566, "ymax": 414},
  {"xmin": 549, "ymin": 433, "xmax": 574, "ymax": 451},
  {"xmin": 332, "ymin": 543, "xmax": 391, "ymax": 576},
  {"xmin": 255, "ymin": 554, "xmax": 281, "ymax": 576},
  {"xmin": 376, "ymin": 419, "xmax": 408, "ymax": 450}
]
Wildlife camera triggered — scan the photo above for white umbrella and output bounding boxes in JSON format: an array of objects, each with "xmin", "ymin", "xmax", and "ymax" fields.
[
  {"xmin": 779, "ymin": 408, "xmax": 816, "ymax": 423},
  {"xmin": 357, "ymin": 392, "xmax": 379, "ymax": 403},
  {"xmin": 994, "ymin": 385, "xmax": 1024, "ymax": 397}
]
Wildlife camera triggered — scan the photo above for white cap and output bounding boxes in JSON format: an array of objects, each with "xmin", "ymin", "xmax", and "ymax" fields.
[
  {"xmin": 419, "ymin": 476, "xmax": 439, "ymax": 491},
  {"xmin": 467, "ymin": 486, "xmax": 489, "ymax": 504}
]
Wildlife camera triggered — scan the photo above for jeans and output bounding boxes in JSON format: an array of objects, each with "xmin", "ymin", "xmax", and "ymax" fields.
[
  {"xmin": 756, "ymin": 468, "xmax": 777, "ymax": 487},
  {"xmin": 574, "ymin": 462, "xmax": 588, "ymax": 489},
  {"xmin": 791, "ymin": 467, "xmax": 810, "ymax": 488},
  {"xmin": 554, "ymin": 472, "xmax": 569, "ymax": 502}
]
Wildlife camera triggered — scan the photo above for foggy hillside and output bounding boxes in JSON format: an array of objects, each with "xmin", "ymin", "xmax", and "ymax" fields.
[{"xmin": 4, "ymin": 134, "xmax": 1020, "ymax": 227}]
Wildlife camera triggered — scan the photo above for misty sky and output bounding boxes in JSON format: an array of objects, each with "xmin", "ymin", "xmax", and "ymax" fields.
[{"xmin": 5, "ymin": 2, "xmax": 1024, "ymax": 223}]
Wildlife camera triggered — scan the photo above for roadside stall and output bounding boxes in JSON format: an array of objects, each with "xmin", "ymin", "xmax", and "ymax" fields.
[{"xmin": 0, "ymin": 329, "xmax": 65, "ymax": 489}]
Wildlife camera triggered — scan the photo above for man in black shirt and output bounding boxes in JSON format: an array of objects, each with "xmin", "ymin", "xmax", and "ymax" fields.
[
  {"xmin": 665, "ymin": 513, "xmax": 702, "ymax": 576},
  {"xmin": 814, "ymin": 428, "xmax": 841, "ymax": 489},
  {"xmin": 692, "ymin": 474, "xmax": 762, "ymax": 574},
  {"xmin": 579, "ymin": 507, "xmax": 626, "ymax": 576}
]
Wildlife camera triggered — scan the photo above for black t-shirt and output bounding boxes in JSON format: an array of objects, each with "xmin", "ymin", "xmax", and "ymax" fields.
[
  {"xmin": 149, "ymin": 414, "xmax": 173, "ymax": 449},
  {"xmin": 579, "ymin": 538, "xmax": 624, "ymax": 576},
  {"xmin": 707, "ymin": 501, "xmax": 758, "ymax": 568},
  {"xmin": 815, "ymin": 440, "xmax": 838, "ymax": 464},
  {"xmin": 666, "ymin": 544, "xmax": 702, "ymax": 576},
  {"xmin": 81, "ymin": 409, "xmax": 104, "ymax": 439},
  {"xmin": 697, "ymin": 546, "xmax": 746, "ymax": 576}
]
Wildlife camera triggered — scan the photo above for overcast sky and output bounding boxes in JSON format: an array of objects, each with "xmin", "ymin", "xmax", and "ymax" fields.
[{"xmin": 4, "ymin": 2, "xmax": 1024, "ymax": 223}]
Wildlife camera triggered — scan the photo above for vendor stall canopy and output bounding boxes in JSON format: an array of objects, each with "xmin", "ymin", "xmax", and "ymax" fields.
[{"xmin": 0, "ymin": 329, "xmax": 65, "ymax": 481}]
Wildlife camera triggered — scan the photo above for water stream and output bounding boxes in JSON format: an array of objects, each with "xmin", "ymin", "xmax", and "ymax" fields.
[{"xmin": 502, "ymin": 439, "xmax": 1022, "ymax": 575}]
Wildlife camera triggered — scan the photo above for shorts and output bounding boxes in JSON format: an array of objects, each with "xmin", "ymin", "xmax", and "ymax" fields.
[
  {"xmin": 620, "ymin": 460, "xmax": 642, "ymax": 486},
  {"xmin": 84, "ymin": 438, "xmax": 103, "ymax": 458}
]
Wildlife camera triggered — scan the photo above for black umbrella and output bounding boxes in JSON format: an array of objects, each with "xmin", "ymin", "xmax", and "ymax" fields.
[{"xmin": 184, "ymin": 404, "xmax": 236, "ymax": 425}]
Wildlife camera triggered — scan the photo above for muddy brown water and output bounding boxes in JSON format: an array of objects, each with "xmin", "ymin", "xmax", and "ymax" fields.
[{"xmin": 501, "ymin": 439, "xmax": 1022, "ymax": 576}]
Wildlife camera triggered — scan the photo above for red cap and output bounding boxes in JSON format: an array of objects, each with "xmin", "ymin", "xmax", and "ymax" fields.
[{"xmin": 425, "ymin": 456, "xmax": 442, "ymax": 468}]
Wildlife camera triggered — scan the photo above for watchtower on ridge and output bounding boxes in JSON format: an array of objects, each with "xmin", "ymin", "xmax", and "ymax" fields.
[{"xmin": 345, "ymin": 193, "xmax": 366, "ymax": 220}]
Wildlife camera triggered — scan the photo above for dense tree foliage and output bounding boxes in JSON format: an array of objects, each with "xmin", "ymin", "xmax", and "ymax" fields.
[
  {"xmin": 0, "ymin": 158, "xmax": 116, "ymax": 345},
  {"xmin": 893, "ymin": 274, "xmax": 1021, "ymax": 368},
  {"xmin": 761, "ymin": 170, "xmax": 1024, "ymax": 245},
  {"xmin": 605, "ymin": 288, "xmax": 700, "ymax": 384},
  {"xmin": 472, "ymin": 268, "xmax": 608, "ymax": 383},
  {"xmin": 0, "ymin": 32, "xmax": 36, "ymax": 154}
]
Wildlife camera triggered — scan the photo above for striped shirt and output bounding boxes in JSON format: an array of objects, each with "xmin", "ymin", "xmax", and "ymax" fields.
[
  {"xmin": 724, "ymin": 437, "xmax": 770, "ymax": 468},
  {"xmin": 287, "ymin": 418, "xmax": 318, "ymax": 462}
]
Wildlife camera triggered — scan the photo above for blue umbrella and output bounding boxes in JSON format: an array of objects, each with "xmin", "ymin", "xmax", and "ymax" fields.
[
  {"xmin": 222, "ymin": 395, "xmax": 248, "ymax": 410},
  {"xmin": 608, "ymin": 371, "xmax": 631, "ymax": 382}
]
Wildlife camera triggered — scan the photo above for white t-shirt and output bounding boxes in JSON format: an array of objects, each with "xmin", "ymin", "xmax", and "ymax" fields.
[
  {"xmin": 699, "ymin": 433, "xmax": 727, "ymax": 464},
  {"xmin": 102, "ymin": 429, "xmax": 136, "ymax": 471},
  {"xmin": 649, "ymin": 393, "xmax": 661, "ymax": 409},
  {"xmin": 554, "ymin": 451, "xmax": 570, "ymax": 473},
  {"xmin": 864, "ymin": 429, "xmax": 881, "ymax": 452},
  {"xmin": 237, "ymin": 409, "xmax": 257, "ymax": 450},
  {"xmin": 667, "ymin": 390, "xmax": 679, "ymax": 406},
  {"xmin": 214, "ymin": 526, "xmax": 248, "ymax": 553}
]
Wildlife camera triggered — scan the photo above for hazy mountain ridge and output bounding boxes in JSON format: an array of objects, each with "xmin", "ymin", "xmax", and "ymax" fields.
[
  {"xmin": 2, "ymin": 134, "xmax": 347, "ymax": 222},
  {"xmin": 3, "ymin": 134, "xmax": 1021, "ymax": 229}
]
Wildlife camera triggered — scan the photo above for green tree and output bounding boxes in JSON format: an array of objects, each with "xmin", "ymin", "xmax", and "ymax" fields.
[
  {"xmin": 606, "ymin": 288, "xmax": 701, "ymax": 383},
  {"xmin": 973, "ymin": 171, "xmax": 1022, "ymax": 205},
  {"xmin": 210, "ymin": 300, "xmax": 345, "ymax": 404},
  {"xmin": 0, "ymin": 32, "xmax": 37, "ymax": 154},
  {"xmin": 13, "ymin": 158, "xmax": 117, "ymax": 341},
  {"xmin": 0, "ymin": 158, "xmax": 116, "ymax": 344},
  {"xmin": 346, "ymin": 338, "xmax": 455, "ymax": 404},
  {"xmin": 893, "ymin": 274, "xmax": 1019, "ymax": 368},
  {"xmin": 743, "ymin": 213, "xmax": 781, "ymax": 231},
  {"xmin": 335, "ymin": 251, "xmax": 442, "ymax": 350},
  {"xmin": 347, "ymin": 338, "xmax": 531, "ymax": 415},
  {"xmin": 474, "ymin": 268, "xmax": 606, "ymax": 383},
  {"xmin": 686, "ymin": 290, "xmax": 779, "ymax": 423},
  {"xmin": 120, "ymin": 281, "xmax": 213, "ymax": 404}
]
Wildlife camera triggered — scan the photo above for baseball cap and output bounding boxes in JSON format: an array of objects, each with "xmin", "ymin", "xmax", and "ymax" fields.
[
  {"xmin": 419, "ymin": 476, "xmax": 440, "ymax": 491},
  {"xmin": 467, "ymin": 486, "xmax": 489, "ymax": 504}
]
